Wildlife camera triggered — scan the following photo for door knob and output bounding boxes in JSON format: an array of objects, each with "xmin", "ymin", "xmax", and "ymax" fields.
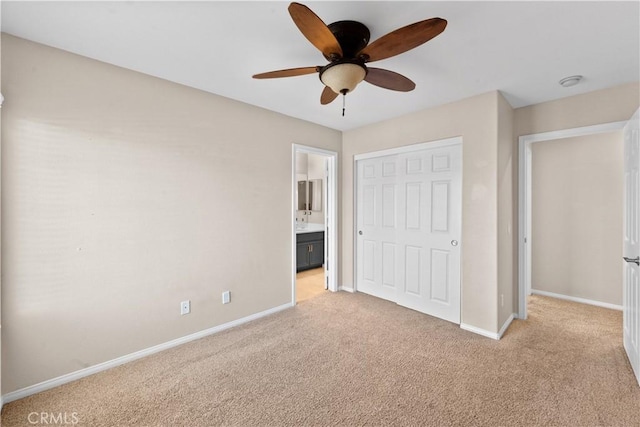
[
  {"xmin": 358, "ymin": 230, "xmax": 363, "ymax": 235},
  {"xmin": 623, "ymin": 256, "xmax": 640, "ymax": 266},
  {"xmin": 451, "ymin": 240, "xmax": 458, "ymax": 246}
]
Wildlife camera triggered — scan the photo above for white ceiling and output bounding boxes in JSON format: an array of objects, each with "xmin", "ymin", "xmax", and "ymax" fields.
[{"xmin": 2, "ymin": 1, "xmax": 639, "ymax": 131}]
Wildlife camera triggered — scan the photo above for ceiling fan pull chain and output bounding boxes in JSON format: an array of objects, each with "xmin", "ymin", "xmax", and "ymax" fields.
[{"xmin": 342, "ymin": 93, "xmax": 346, "ymax": 117}]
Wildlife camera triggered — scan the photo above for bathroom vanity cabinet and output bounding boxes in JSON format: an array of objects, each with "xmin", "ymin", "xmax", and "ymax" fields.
[{"xmin": 296, "ymin": 231, "xmax": 324, "ymax": 272}]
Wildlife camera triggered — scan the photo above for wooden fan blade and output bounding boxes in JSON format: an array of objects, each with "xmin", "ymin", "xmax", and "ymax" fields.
[
  {"xmin": 320, "ymin": 86, "xmax": 339, "ymax": 105},
  {"xmin": 358, "ymin": 18, "xmax": 447, "ymax": 63},
  {"xmin": 365, "ymin": 68, "xmax": 416, "ymax": 92},
  {"xmin": 289, "ymin": 2, "xmax": 343, "ymax": 59},
  {"xmin": 253, "ymin": 66, "xmax": 319, "ymax": 79}
]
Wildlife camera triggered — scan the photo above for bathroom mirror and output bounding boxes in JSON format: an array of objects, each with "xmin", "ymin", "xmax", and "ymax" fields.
[
  {"xmin": 310, "ymin": 179, "xmax": 322, "ymax": 211},
  {"xmin": 297, "ymin": 180, "xmax": 322, "ymax": 211},
  {"xmin": 297, "ymin": 181, "xmax": 308, "ymax": 211}
]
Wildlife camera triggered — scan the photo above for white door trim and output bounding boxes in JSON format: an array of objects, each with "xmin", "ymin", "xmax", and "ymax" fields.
[
  {"xmin": 292, "ymin": 144, "xmax": 338, "ymax": 304},
  {"xmin": 517, "ymin": 121, "xmax": 627, "ymax": 319},
  {"xmin": 354, "ymin": 136, "xmax": 462, "ymax": 162},
  {"xmin": 353, "ymin": 136, "xmax": 463, "ymax": 294}
]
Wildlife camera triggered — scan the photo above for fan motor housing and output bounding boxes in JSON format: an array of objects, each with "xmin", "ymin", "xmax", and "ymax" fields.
[{"xmin": 326, "ymin": 20, "xmax": 371, "ymax": 60}]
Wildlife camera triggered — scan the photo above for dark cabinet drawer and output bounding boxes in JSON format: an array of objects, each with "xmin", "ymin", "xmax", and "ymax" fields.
[{"xmin": 296, "ymin": 231, "xmax": 324, "ymax": 243}]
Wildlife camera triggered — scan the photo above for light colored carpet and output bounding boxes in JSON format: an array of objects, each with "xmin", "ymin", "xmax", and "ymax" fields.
[
  {"xmin": 296, "ymin": 267, "xmax": 326, "ymax": 303},
  {"xmin": 2, "ymin": 293, "xmax": 638, "ymax": 426}
]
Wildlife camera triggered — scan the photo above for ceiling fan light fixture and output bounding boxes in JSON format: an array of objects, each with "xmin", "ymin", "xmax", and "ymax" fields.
[
  {"xmin": 320, "ymin": 62, "xmax": 367, "ymax": 94},
  {"xmin": 254, "ymin": 3, "xmax": 447, "ymax": 108}
]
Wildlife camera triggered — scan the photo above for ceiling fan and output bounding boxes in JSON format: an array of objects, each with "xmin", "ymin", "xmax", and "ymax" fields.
[{"xmin": 253, "ymin": 2, "xmax": 447, "ymax": 110}]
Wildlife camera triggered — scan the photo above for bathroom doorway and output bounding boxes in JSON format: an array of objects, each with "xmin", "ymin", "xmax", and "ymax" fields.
[{"xmin": 292, "ymin": 145, "xmax": 338, "ymax": 304}]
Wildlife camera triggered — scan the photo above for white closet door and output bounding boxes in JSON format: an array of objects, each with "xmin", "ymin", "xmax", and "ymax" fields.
[
  {"xmin": 356, "ymin": 154, "xmax": 400, "ymax": 302},
  {"xmin": 356, "ymin": 142, "xmax": 461, "ymax": 324}
]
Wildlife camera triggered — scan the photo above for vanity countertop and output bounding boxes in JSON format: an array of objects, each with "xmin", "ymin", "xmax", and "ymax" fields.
[{"xmin": 296, "ymin": 222, "xmax": 325, "ymax": 234}]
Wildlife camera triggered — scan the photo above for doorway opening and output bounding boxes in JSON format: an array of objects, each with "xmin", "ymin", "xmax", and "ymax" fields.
[
  {"xmin": 518, "ymin": 121, "xmax": 627, "ymax": 320},
  {"xmin": 292, "ymin": 145, "xmax": 338, "ymax": 304}
]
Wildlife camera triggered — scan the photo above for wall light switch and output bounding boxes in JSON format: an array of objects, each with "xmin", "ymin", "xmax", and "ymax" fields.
[{"xmin": 222, "ymin": 291, "xmax": 230, "ymax": 304}]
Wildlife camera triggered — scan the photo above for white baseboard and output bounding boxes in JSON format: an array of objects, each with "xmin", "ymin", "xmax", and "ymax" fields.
[
  {"xmin": 531, "ymin": 289, "xmax": 622, "ymax": 311},
  {"xmin": 339, "ymin": 286, "xmax": 355, "ymax": 293},
  {"xmin": 0, "ymin": 395, "xmax": 4, "ymax": 411},
  {"xmin": 460, "ymin": 323, "xmax": 500, "ymax": 340},
  {"xmin": 498, "ymin": 313, "xmax": 515, "ymax": 338},
  {"xmin": 2, "ymin": 302, "xmax": 293, "ymax": 405},
  {"xmin": 459, "ymin": 314, "xmax": 515, "ymax": 341}
]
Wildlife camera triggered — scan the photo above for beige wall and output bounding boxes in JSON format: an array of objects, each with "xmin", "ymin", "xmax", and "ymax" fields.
[
  {"xmin": 531, "ymin": 133, "xmax": 623, "ymax": 305},
  {"xmin": 497, "ymin": 93, "xmax": 515, "ymax": 327},
  {"xmin": 515, "ymin": 83, "xmax": 639, "ymax": 136},
  {"xmin": 514, "ymin": 82, "xmax": 640, "ymax": 310},
  {"xmin": 342, "ymin": 91, "xmax": 501, "ymax": 333},
  {"xmin": 0, "ymin": 35, "xmax": 341, "ymax": 394}
]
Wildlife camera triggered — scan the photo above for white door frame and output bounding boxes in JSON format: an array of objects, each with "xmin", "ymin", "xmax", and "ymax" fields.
[
  {"xmin": 353, "ymin": 136, "xmax": 463, "ymax": 293},
  {"xmin": 292, "ymin": 144, "xmax": 338, "ymax": 304},
  {"xmin": 517, "ymin": 121, "xmax": 627, "ymax": 319}
]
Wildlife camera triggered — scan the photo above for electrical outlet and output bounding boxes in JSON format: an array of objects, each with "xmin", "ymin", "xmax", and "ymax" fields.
[
  {"xmin": 181, "ymin": 300, "xmax": 190, "ymax": 315},
  {"xmin": 222, "ymin": 291, "xmax": 230, "ymax": 304}
]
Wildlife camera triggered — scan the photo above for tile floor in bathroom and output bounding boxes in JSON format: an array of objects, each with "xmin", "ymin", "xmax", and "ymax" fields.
[{"xmin": 295, "ymin": 267, "xmax": 326, "ymax": 303}]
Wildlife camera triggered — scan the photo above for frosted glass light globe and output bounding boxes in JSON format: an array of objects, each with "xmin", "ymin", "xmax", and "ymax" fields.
[{"xmin": 320, "ymin": 63, "xmax": 367, "ymax": 94}]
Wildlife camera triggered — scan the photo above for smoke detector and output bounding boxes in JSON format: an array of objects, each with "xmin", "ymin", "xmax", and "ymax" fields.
[{"xmin": 559, "ymin": 75, "xmax": 583, "ymax": 88}]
